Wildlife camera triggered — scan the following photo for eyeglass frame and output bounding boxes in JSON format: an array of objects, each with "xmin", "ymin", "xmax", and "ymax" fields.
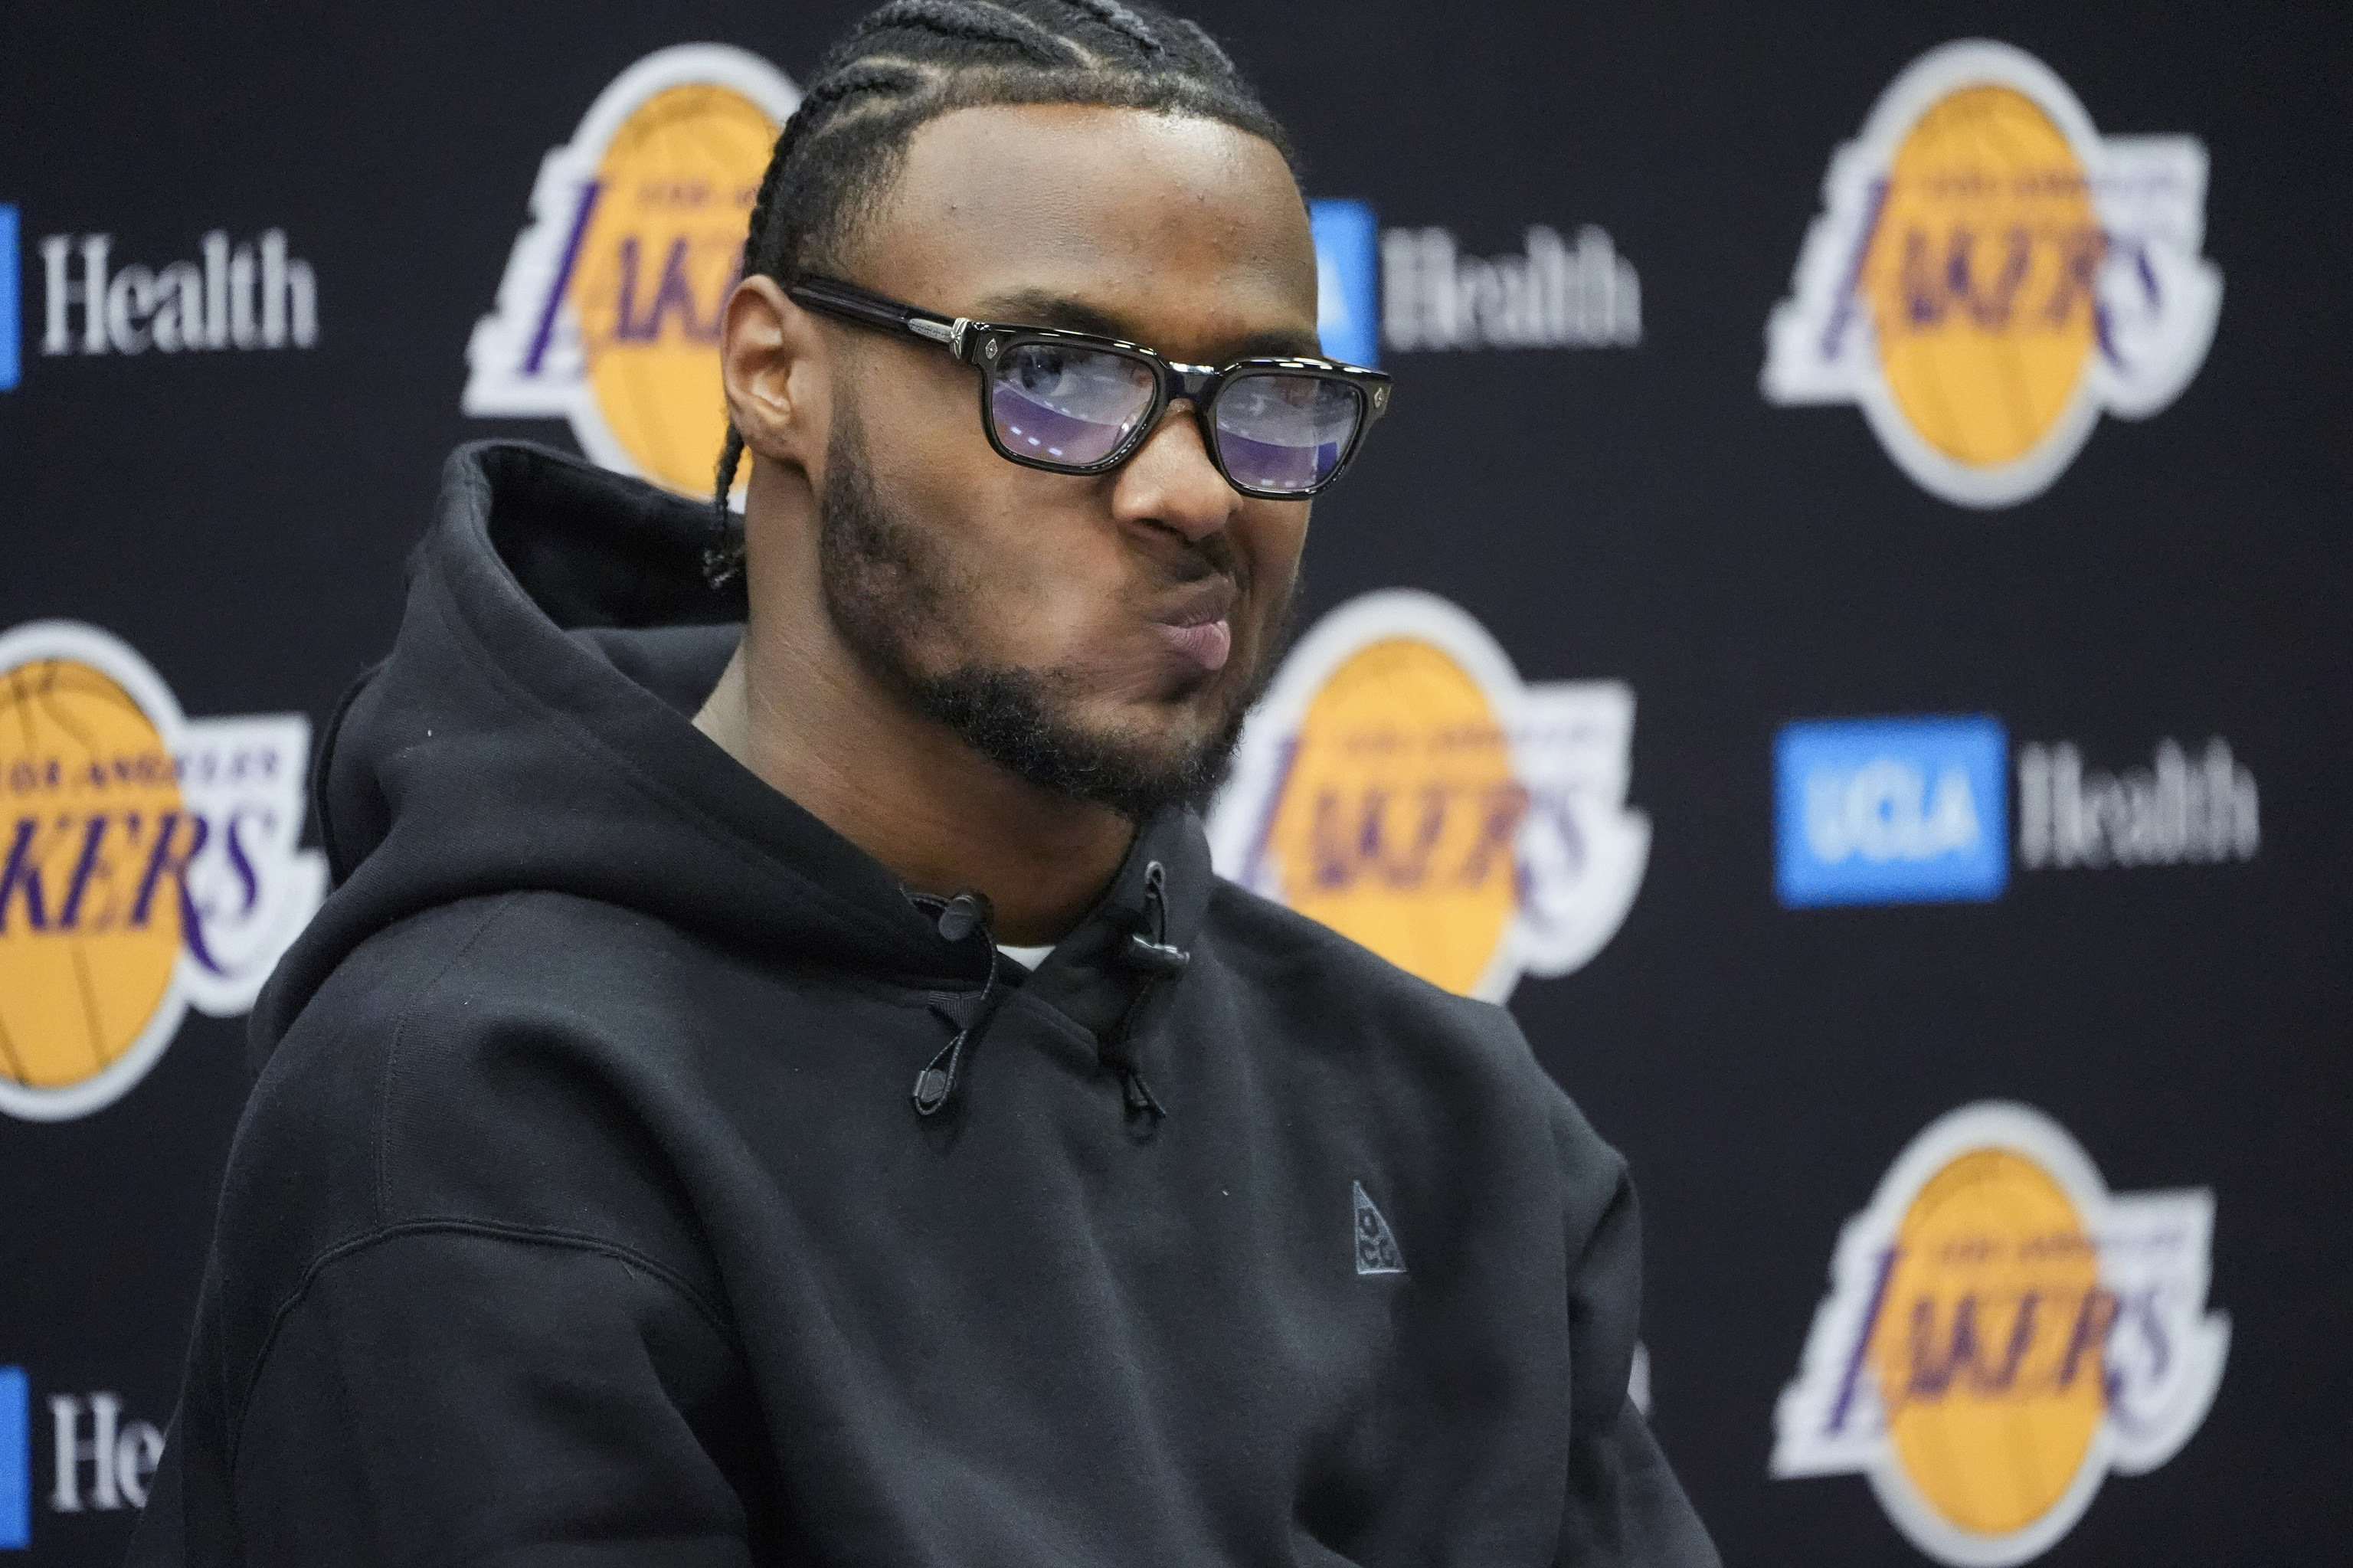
[{"xmin": 782, "ymin": 273, "xmax": 1393, "ymax": 499}]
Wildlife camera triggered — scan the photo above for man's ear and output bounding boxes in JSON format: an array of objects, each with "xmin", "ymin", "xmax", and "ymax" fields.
[{"xmin": 722, "ymin": 275, "xmax": 830, "ymax": 467}]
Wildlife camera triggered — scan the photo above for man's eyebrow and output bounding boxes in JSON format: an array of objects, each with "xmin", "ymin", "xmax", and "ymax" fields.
[{"xmin": 969, "ymin": 289, "xmax": 1324, "ymax": 362}]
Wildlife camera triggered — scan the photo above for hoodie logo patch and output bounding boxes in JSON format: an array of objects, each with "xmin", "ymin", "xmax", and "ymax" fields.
[
  {"xmin": 1209, "ymin": 590, "xmax": 1649, "ymax": 1001},
  {"xmin": 0, "ymin": 621, "xmax": 326, "ymax": 1121},
  {"xmin": 1353, "ymin": 1182, "xmax": 1406, "ymax": 1276},
  {"xmin": 462, "ymin": 44, "xmax": 801, "ymax": 501}
]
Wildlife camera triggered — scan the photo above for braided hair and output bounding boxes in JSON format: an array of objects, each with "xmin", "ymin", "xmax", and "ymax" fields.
[{"xmin": 705, "ymin": 0, "xmax": 1295, "ymax": 582}]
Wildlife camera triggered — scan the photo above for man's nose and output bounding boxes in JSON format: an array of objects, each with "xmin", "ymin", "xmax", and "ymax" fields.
[{"xmin": 1111, "ymin": 401, "xmax": 1241, "ymax": 544}]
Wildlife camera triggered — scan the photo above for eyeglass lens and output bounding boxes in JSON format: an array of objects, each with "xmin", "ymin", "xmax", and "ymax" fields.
[
  {"xmin": 989, "ymin": 343, "xmax": 1157, "ymax": 466},
  {"xmin": 1212, "ymin": 372, "xmax": 1361, "ymax": 495},
  {"xmin": 988, "ymin": 341, "xmax": 1363, "ymax": 494}
]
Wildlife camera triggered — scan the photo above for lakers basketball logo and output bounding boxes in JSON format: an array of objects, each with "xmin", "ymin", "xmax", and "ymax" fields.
[
  {"xmin": 1762, "ymin": 41, "xmax": 2221, "ymax": 508},
  {"xmin": 1773, "ymin": 1102, "xmax": 2228, "ymax": 1565},
  {"xmin": 463, "ymin": 44, "xmax": 801, "ymax": 499},
  {"xmin": 0, "ymin": 622, "xmax": 326, "ymax": 1121},
  {"xmin": 1206, "ymin": 591, "xmax": 1648, "ymax": 1000}
]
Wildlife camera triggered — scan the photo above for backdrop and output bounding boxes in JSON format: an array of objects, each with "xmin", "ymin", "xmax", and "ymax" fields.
[{"xmin": 3, "ymin": 4, "xmax": 2347, "ymax": 1563}]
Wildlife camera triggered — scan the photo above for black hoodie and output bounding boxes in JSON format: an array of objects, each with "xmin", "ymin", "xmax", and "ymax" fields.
[{"xmin": 129, "ymin": 442, "xmax": 1717, "ymax": 1568}]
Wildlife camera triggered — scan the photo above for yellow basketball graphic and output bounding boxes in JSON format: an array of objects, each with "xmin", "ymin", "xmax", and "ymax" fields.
[
  {"xmin": 1263, "ymin": 638, "xmax": 1523, "ymax": 994},
  {"xmin": 1874, "ymin": 1147, "xmax": 2106, "ymax": 1536},
  {"xmin": 572, "ymin": 82, "xmax": 777, "ymax": 498},
  {"xmin": 1863, "ymin": 84, "xmax": 2100, "ymax": 468},
  {"xmin": 0, "ymin": 658, "xmax": 186, "ymax": 1092},
  {"xmin": 1775, "ymin": 1102, "xmax": 2229, "ymax": 1564}
]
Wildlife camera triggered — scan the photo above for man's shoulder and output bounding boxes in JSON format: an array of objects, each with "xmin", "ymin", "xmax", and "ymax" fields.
[
  {"xmin": 278, "ymin": 887, "xmax": 739, "ymax": 1070},
  {"xmin": 226, "ymin": 890, "xmax": 730, "ymax": 1277},
  {"xmin": 1199, "ymin": 875, "xmax": 1549, "ymax": 1088}
]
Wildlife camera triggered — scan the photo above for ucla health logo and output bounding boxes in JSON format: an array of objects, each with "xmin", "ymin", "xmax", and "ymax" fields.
[
  {"xmin": 1777, "ymin": 715, "xmax": 2008, "ymax": 906},
  {"xmin": 1762, "ymin": 40, "xmax": 2220, "ymax": 507},
  {"xmin": 1777, "ymin": 718, "xmax": 2258, "ymax": 906},
  {"xmin": 1208, "ymin": 591, "xmax": 1648, "ymax": 1000},
  {"xmin": 465, "ymin": 45, "xmax": 800, "ymax": 499},
  {"xmin": 1309, "ymin": 200, "xmax": 1641, "ymax": 363},
  {"xmin": 0, "ymin": 1368, "xmax": 171, "ymax": 1547},
  {"xmin": 1774, "ymin": 1102, "xmax": 2227, "ymax": 1565},
  {"xmin": 0, "ymin": 622, "xmax": 325, "ymax": 1121}
]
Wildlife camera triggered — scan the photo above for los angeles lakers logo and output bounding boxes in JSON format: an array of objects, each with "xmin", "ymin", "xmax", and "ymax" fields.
[
  {"xmin": 464, "ymin": 45, "xmax": 801, "ymax": 499},
  {"xmin": 1773, "ymin": 1102, "xmax": 2228, "ymax": 1565},
  {"xmin": 0, "ymin": 623, "xmax": 326, "ymax": 1121},
  {"xmin": 1762, "ymin": 41, "xmax": 2221, "ymax": 507},
  {"xmin": 1206, "ymin": 591, "xmax": 1648, "ymax": 1000}
]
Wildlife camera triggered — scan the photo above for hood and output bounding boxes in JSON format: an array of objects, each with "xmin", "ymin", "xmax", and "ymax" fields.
[{"xmin": 255, "ymin": 441, "xmax": 1209, "ymax": 1072}]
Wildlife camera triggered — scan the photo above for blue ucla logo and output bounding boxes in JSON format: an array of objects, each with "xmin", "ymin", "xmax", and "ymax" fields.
[
  {"xmin": 1, "ymin": 1366, "xmax": 24, "ymax": 1549},
  {"xmin": 1776, "ymin": 716, "xmax": 2008, "ymax": 907},
  {"xmin": 1310, "ymin": 199, "xmax": 1379, "ymax": 368},
  {"xmin": 2, "ymin": 206, "xmax": 19, "ymax": 393}
]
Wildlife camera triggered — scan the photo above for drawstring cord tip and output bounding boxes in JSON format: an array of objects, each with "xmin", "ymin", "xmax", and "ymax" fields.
[
  {"xmin": 936, "ymin": 890, "xmax": 994, "ymax": 944},
  {"xmin": 1121, "ymin": 933, "xmax": 1190, "ymax": 978},
  {"xmin": 1121, "ymin": 1066, "xmax": 1167, "ymax": 1123},
  {"xmin": 913, "ymin": 1035, "xmax": 965, "ymax": 1118}
]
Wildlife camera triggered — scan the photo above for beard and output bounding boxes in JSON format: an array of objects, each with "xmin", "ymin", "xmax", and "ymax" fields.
[{"xmin": 817, "ymin": 404, "xmax": 1294, "ymax": 823}]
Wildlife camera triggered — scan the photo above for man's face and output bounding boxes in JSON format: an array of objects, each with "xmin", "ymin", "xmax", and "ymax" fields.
[{"xmin": 809, "ymin": 104, "xmax": 1319, "ymax": 817}]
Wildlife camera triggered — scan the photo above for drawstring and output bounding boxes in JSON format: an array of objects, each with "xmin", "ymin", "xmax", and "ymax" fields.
[
  {"xmin": 912, "ymin": 891, "xmax": 1000, "ymax": 1117},
  {"xmin": 908, "ymin": 863, "xmax": 1190, "ymax": 1126},
  {"xmin": 1105, "ymin": 860, "xmax": 1187, "ymax": 1124}
]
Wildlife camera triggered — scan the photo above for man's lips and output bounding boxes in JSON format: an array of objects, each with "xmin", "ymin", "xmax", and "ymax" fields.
[{"xmin": 1150, "ymin": 578, "xmax": 1239, "ymax": 674}]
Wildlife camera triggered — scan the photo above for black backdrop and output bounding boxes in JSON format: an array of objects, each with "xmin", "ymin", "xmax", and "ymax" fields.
[{"xmin": 4, "ymin": 4, "xmax": 2348, "ymax": 1563}]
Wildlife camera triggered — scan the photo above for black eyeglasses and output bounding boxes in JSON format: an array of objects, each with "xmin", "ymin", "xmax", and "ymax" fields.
[{"xmin": 785, "ymin": 274, "xmax": 1392, "ymax": 499}]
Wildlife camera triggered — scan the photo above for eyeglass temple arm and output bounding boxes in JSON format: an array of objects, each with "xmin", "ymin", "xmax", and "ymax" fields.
[{"xmin": 787, "ymin": 275, "xmax": 974, "ymax": 360}]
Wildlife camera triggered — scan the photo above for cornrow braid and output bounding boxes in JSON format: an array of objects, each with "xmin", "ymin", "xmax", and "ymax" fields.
[
  {"xmin": 1065, "ymin": 0, "xmax": 1167, "ymax": 57},
  {"xmin": 705, "ymin": 54, "xmax": 939, "ymax": 584},
  {"xmin": 862, "ymin": 0, "xmax": 1082, "ymax": 66},
  {"xmin": 1164, "ymin": 16, "xmax": 1230, "ymax": 74},
  {"xmin": 705, "ymin": 0, "xmax": 1292, "ymax": 584}
]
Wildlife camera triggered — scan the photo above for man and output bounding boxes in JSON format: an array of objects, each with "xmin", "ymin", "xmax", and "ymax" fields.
[{"xmin": 133, "ymin": 2, "xmax": 1717, "ymax": 1563}]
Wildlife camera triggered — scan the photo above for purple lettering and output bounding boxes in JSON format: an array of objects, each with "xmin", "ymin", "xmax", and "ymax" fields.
[
  {"xmin": 1902, "ymin": 226, "xmax": 2034, "ymax": 331},
  {"xmin": 221, "ymin": 809, "xmax": 264, "ymax": 919},
  {"xmin": 2044, "ymin": 225, "xmax": 2106, "ymax": 329},
  {"xmin": 615, "ymin": 236, "xmax": 720, "ymax": 344},
  {"xmin": 129, "ymin": 811, "xmax": 206, "ymax": 929},
  {"xmin": 614, "ymin": 236, "xmax": 646, "ymax": 339},
  {"xmin": 1979, "ymin": 1291, "xmax": 2040, "ymax": 1393},
  {"xmin": 1905, "ymin": 1293, "xmax": 1983, "ymax": 1399},
  {"xmin": 2056, "ymin": 1285, "xmax": 2118, "ymax": 1393},
  {"xmin": 1822, "ymin": 177, "xmax": 1890, "ymax": 360},
  {"xmin": 0, "ymin": 817, "xmax": 49, "ymax": 931},
  {"xmin": 1458, "ymin": 783, "xmax": 1529, "ymax": 886},
  {"xmin": 57, "ymin": 815, "xmax": 113, "ymax": 930},
  {"xmin": 523, "ymin": 179, "xmax": 602, "ymax": 376},
  {"xmin": 1311, "ymin": 787, "xmax": 1448, "ymax": 891},
  {"xmin": 1824, "ymin": 1246, "xmax": 1900, "ymax": 1435}
]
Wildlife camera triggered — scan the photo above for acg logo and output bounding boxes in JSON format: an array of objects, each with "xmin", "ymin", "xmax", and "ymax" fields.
[
  {"xmin": 1762, "ymin": 40, "xmax": 2220, "ymax": 507},
  {"xmin": 1208, "ymin": 591, "xmax": 1648, "ymax": 999},
  {"xmin": 0, "ymin": 622, "xmax": 325, "ymax": 1121},
  {"xmin": 1773, "ymin": 1102, "xmax": 2227, "ymax": 1566},
  {"xmin": 464, "ymin": 45, "xmax": 800, "ymax": 499}
]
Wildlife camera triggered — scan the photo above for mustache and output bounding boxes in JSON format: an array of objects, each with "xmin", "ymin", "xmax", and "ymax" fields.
[{"xmin": 1160, "ymin": 531, "xmax": 1245, "ymax": 594}]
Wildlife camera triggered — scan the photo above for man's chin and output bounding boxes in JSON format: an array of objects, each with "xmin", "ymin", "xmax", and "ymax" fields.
[{"xmin": 898, "ymin": 663, "xmax": 1242, "ymax": 823}]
